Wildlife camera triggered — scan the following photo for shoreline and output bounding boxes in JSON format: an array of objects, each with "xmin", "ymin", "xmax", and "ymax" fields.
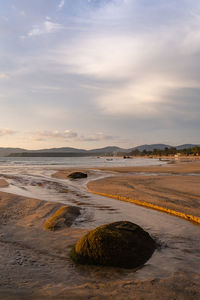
[{"xmin": 90, "ymin": 159, "xmax": 200, "ymax": 174}]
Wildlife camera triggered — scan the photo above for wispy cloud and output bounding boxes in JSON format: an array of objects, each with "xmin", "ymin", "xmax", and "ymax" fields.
[
  {"xmin": 0, "ymin": 129, "xmax": 16, "ymax": 136},
  {"xmin": 28, "ymin": 21, "xmax": 63, "ymax": 37},
  {"xmin": 52, "ymin": 1, "xmax": 200, "ymax": 117},
  {"xmin": 79, "ymin": 132, "xmax": 116, "ymax": 142},
  {"xmin": 0, "ymin": 73, "xmax": 9, "ymax": 80},
  {"xmin": 57, "ymin": 0, "xmax": 65, "ymax": 11},
  {"xmin": 55, "ymin": 34, "xmax": 141, "ymax": 79},
  {"xmin": 29, "ymin": 130, "xmax": 78, "ymax": 141},
  {"xmin": 28, "ymin": 130, "xmax": 115, "ymax": 143},
  {"xmin": 19, "ymin": 11, "xmax": 25, "ymax": 17}
]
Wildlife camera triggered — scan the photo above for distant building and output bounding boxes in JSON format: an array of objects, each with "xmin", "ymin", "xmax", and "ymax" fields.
[{"xmin": 174, "ymin": 153, "xmax": 181, "ymax": 160}]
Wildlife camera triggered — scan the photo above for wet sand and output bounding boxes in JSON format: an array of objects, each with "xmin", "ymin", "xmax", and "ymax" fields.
[
  {"xmin": 0, "ymin": 190, "xmax": 88, "ymax": 299},
  {"xmin": 88, "ymin": 175, "xmax": 200, "ymax": 218},
  {"xmin": 0, "ymin": 179, "xmax": 9, "ymax": 187},
  {"xmin": 91, "ymin": 159, "xmax": 200, "ymax": 174},
  {"xmin": 0, "ymin": 161, "xmax": 200, "ymax": 299},
  {"xmin": 86, "ymin": 161, "xmax": 200, "ymax": 219},
  {"xmin": 0, "ymin": 190, "xmax": 199, "ymax": 299}
]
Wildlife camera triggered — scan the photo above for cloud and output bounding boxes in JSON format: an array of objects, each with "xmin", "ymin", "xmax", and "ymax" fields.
[
  {"xmin": 19, "ymin": 11, "xmax": 25, "ymax": 16},
  {"xmin": 79, "ymin": 132, "xmax": 116, "ymax": 142},
  {"xmin": 64, "ymin": 130, "xmax": 78, "ymax": 138},
  {"xmin": 57, "ymin": 0, "xmax": 65, "ymax": 11},
  {"xmin": 97, "ymin": 77, "xmax": 200, "ymax": 116},
  {"xmin": 28, "ymin": 21, "xmax": 63, "ymax": 37},
  {"xmin": 0, "ymin": 73, "xmax": 9, "ymax": 80},
  {"xmin": 29, "ymin": 130, "xmax": 78, "ymax": 141},
  {"xmin": 28, "ymin": 130, "xmax": 115, "ymax": 143},
  {"xmin": 0, "ymin": 129, "xmax": 16, "ymax": 136},
  {"xmin": 55, "ymin": 34, "xmax": 142, "ymax": 79},
  {"xmin": 51, "ymin": 0, "xmax": 200, "ymax": 117}
]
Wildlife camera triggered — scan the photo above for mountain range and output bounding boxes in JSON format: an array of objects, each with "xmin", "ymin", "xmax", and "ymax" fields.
[{"xmin": 0, "ymin": 144, "xmax": 199, "ymax": 157}]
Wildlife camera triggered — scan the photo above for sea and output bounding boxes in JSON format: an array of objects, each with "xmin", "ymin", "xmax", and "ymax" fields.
[{"xmin": 0, "ymin": 156, "xmax": 165, "ymax": 167}]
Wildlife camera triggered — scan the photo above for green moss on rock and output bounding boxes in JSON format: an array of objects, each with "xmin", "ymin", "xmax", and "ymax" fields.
[{"xmin": 70, "ymin": 221, "xmax": 156, "ymax": 268}]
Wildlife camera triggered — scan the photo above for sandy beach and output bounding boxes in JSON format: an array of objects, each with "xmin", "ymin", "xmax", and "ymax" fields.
[
  {"xmin": 0, "ymin": 160, "xmax": 200, "ymax": 299},
  {"xmin": 87, "ymin": 163, "xmax": 200, "ymax": 219}
]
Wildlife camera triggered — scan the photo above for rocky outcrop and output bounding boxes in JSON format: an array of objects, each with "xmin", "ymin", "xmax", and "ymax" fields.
[{"xmin": 70, "ymin": 221, "xmax": 156, "ymax": 268}]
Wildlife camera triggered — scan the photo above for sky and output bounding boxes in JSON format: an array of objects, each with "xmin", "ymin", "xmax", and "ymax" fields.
[{"xmin": 0, "ymin": 0, "xmax": 200, "ymax": 150}]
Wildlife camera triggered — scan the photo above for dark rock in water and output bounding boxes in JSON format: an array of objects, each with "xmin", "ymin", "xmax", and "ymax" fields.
[
  {"xmin": 70, "ymin": 221, "xmax": 156, "ymax": 268},
  {"xmin": 68, "ymin": 172, "xmax": 88, "ymax": 179}
]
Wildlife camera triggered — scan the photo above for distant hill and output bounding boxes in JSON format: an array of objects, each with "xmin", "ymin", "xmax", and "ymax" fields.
[
  {"xmin": 88, "ymin": 146, "xmax": 124, "ymax": 154},
  {"xmin": 128, "ymin": 144, "xmax": 171, "ymax": 152},
  {"xmin": 0, "ymin": 148, "xmax": 26, "ymax": 157},
  {"xmin": 8, "ymin": 152, "xmax": 89, "ymax": 157},
  {"xmin": 2, "ymin": 143, "xmax": 200, "ymax": 157},
  {"xmin": 176, "ymin": 144, "xmax": 200, "ymax": 150},
  {"xmin": 7, "ymin": 146, "xmax": 125, "ymax": 157},
  {"xmin": 30, "ymin": 147, "xmax": 87, "ymax": 153}
]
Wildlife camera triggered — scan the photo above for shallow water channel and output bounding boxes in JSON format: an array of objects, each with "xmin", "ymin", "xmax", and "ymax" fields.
[{"xmin": 0, "ymin": 165, "xmax": 200, "ymax": 281}]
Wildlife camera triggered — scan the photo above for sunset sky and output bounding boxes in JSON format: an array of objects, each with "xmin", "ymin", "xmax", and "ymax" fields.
[{"xmin": 0, "ymin": 0, "xmax": 200, "ymax": 149}]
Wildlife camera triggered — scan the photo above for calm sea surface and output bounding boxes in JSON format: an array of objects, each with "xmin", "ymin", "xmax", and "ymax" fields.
[{"xmin": 0, "ymin": 156, "xmax": 165, "ymax": 167}]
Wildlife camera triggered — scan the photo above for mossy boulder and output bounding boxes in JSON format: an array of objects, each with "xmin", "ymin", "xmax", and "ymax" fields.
[
  {"xmin": 70, "ymin": 221, "xmax": 156, "ymax": 269},
  {"xmin": 68, "ymin": 172, "xmax": 87, "ymax": 179}
]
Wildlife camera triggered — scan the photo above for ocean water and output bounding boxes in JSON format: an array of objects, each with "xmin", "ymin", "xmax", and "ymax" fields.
[{"xmin": 0, "ymin": 156, "xmax": 166, "ymax": 167}]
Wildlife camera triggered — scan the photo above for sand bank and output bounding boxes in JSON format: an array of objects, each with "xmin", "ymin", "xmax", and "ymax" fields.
[
  {"xmin": 87, "ymin": 161, "xmax": 200, "ymax": 223},
  {"xmin": 88, "ymin": 175, "xmax": 200, "ymax": 221}
]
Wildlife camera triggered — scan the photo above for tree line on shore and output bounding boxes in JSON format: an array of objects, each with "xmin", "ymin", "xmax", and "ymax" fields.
[{"xmin": 127, "ymin": 146, "xmax": 200, "ymax": 157}]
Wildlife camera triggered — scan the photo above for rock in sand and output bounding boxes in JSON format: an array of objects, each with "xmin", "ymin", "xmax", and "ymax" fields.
[
  {"xmin": 68, "ymin": 172, "xmax": 88, "ymax": 179},
  {"xmin": 70, "ymin": 221, "xmax": 156, "ymax": 268}
]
